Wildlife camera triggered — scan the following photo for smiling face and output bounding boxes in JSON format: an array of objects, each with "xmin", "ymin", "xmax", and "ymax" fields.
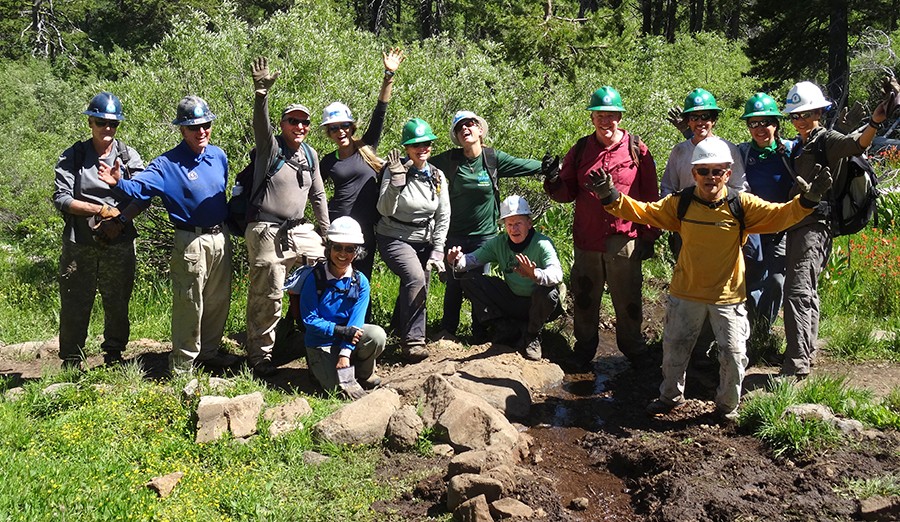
[
  {"xmin": 89, "ymin": 117, "xmax": 119, "ymax": 151},
  {"xmin": 279, "ymin": 110, "xmax": 310, "ymax": 150},
  {"xmin": 789, "ymin": 109, "xmax": 822, "ymax": 140},
  {"xmin": 503, "ymin": 214, "xmax": 533, "ymax": 244},
  {"xmin": 404, "ymin": 141, "xmax": 432, "ymax": 169},
  {"xmin": 180, "ymin": 122, "xmax": 211, "ymax": 155},
  {"xmin": 746, "ymin": 117, "xmax": 778, "ymax": 148},
  {"xmin": 328, "ymin": 242, "xmax": 357, "ymax": 274},
  {"xmin": 326, "ymin": 121, "xmax": 355, "ymax": 149},
  {"xmin": 454, "ymin": 118, "xmax": 483, "ymax": 146},
  {"xmin": 591, "ymin": 111, "xmax": 622, "ymax": 145},
  {"xmin": 688, "ymin": 111, "xmax": 718, "ymax": 142},
  {"xmin": 691, "ymin": 162, "xmax": 732, "ymax": 202}
]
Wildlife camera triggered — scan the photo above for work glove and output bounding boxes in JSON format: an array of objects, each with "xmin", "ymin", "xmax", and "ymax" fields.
[
  {"xmin": 386, "ymin": 150, "xmax": 407, "ymax": 187},
  {"xmin": 633, "ymin": 238, "xmax": 656, "ymax": 261},
  {"xmin": 97, "ymin": 203, "xmax": 120, "ymax": 220},
  {"xmin": 834, "ymin": 101, "xmax": 866, "ymax": 133},
  {"xmin": 251, "ymin": 56, "xmax": 280, "ymax": 94},
  {"xmin": 94, "ymin": 216, "xmax": 125, "ymax": 242},
  {"xmin": 540, "ymin": 153, "xmax": 560, "ymax": 182},
  {"xmin": 795, "ymin": 164, "xmax": 832, "ymax": 204},
  {"xmin": 425, "ymin": 249, "xmax": 445, "ymax": 273},
  {"xmin": 333, "ymin": 325, "xmax": 361, "ymax": 344},
  {"xmin": 881, "ymin": 76, "xmax": 900, "ymax": 118},
  {"xmin": 584, "ymin": 168, "xmax": 619, "ymax": 203},
  {"xmin": 666, "ymin": 106, "xmax": 689, "ymax": 135}
]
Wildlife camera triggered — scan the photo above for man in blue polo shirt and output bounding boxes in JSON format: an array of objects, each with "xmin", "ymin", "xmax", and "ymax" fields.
[{"xmin": 99, "ymin": 95, "xmax": 237, "ymax": 374}]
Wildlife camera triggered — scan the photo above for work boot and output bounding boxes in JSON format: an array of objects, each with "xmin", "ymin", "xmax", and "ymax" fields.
[
  {"xmin": 253, "ymin": 359, "xmax": 279, "ymax": 378},
  {"xmin": 196, "ymin": 351, "xmax": 241, "ymax": 370},
  {"xmin": 359, "ymin": 375, "xmax": 382, "ymax": 390},
  {"xmin": 646, "ymin": 398, "xmax": 686, "ymax": 416},
  {"xmin": 61, "ymin": 358, "xmax": 86, "ymax": 372},
  {"xmin": 521, "ymin": 334, "xmax": 542, "ymax": 361},
  {"xmin": 402, "ymin": 343, "xmax": 429, "ymax": 363},
  {"xmin": 103, "ymin": 350, "xmax": 125, "ymax": 367}
]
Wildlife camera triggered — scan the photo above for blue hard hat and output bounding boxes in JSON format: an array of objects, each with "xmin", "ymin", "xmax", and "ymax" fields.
[
  {"xmin": 83, "ymin": 92, "xmax": 125, "ymax": 121},
  {"xmin": 172, "ymin": 95, "xmax": 216, "ymax": 126}
]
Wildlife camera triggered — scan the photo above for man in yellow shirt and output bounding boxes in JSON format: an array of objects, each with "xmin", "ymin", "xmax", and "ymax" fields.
[{"xmin": 586, "ymin": 137, "xmax": 831, "ymax": 421}]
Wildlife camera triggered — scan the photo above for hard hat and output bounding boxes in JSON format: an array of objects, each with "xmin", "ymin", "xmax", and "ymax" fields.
[
  {"xmin": 741, "ymin": 92, "xmax": 782, "ymax": 120},
  {"xmin": 499, "ymin": 195, "xmax": 532, "ymax": 220},
  {"xmin": 172, "ymin": 95, "xmax": 216, "ymax": 126},
  {"xmin": 401, "ymin": 118, "xmax": 438, "ymax": 146},
  {"xmin": 326, "ymin": 216, "xmax": 365, "ymax": 244},
  {"xmin": 682, "ymin": 88, "xmax": 722, "ymax": 114},
  {"xmin": 691, "ymin": 137, "xmax": 733, "ymax": 165},
  {"xmin": 83, "ymin": 92, "xmax": 125, "ymax": 121},
  {"xmin": 320, "ymin": 102, "xmax": 354, "ymax": 127},
  {"xmin": 586, "ymin": 86, "xmax": 625, "ymax": 112},
  {"xmin": 784, "ymin": 81, "xmax": 831, "ymax": 114},
  {"xmin": 449, "ymin": 110, "xmax": 489, "ymax": 146}
]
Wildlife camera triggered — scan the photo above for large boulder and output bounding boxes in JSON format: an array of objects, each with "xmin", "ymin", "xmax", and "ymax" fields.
[
  {"xmin": 196, "ymin": 396, "xmax": 230, "ymax": 443},
  {"xmin": 314, "ymin": 388, "xmax": 401, "ymax": 445},
  {"xmin": 225, "ymin": 392, "xmax": 264, "ymax": 438},
  {"xmin": 448, "ymin": 359, "xmax": 532, "ymax": 419},
  {"xmin": 386, "ymin": 404, "xmax": 424, "ymax": 451},
  {"xmin": 454, "ymin": 494, "xmax": 494, "ymax": 522},
  {"xmin": 447, "ymin": 474, "xmax": 504, "ymax": 511},
  {"xmin": 382, "ymin": 358, "xmax": 458, "ymax": 399}
]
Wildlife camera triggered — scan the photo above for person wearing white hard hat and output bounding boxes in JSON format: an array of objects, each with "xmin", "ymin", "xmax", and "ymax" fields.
[
  {"xmin": 430, "ymin": 110, "xmax": 550, "ymax": 343},
  {"xmin": 447, "ymin": 195, "xmax": 563, "ymax": 360},
  {"xmin": 289, "ymin": 216, "xmax": 386, "ymax": 393},
  {"xmin": 780, "ymin": 80, "xmax": 889, "ymax": 379},
  {"xmin": 319, "ymin": 48, "xmax": 405, "ymax": 280},
  {"xmin": 584, "ymin": 136, "xmax": 831, "ymax": 422},
  {"xmin": 244, "ymin": 57, "xmax": 331, "ymax": 378}
]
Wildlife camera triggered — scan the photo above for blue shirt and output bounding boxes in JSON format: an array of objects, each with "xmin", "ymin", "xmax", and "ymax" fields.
[
  {"xmin": 300, "ymin": 266, "xmax": 369, "ymax": 353},
  {"xmin": 115, "ymin": 141, "xmax": 228, "ymax": 227},
  {"xmin": 742, "ymin": 140, "xmax": 794, "ymax": 204}
]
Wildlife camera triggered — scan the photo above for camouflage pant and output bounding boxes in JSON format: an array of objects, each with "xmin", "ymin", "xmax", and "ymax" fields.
[{"xmin": 58, "ymin": 240, "xmax": 135, "ymax": 362}]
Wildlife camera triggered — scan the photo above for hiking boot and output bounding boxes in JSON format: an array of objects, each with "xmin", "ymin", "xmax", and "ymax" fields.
[
  {"xmin": 196, "ymin": 351, "xmax": 241, "ymax": 369},
  {"xmin": 715, "ymin": 407, "xmax": 740, "ymax": 425},
  {"xmin": 103, "ymin": 351, "xmax": 125, "ymax": 367},
  {"xmin": 523, "ymin": 337, "xmax": 542, "ymax": 361},
  {"xmin": 359, "ymin": 375, "xmax": 382, "ymax": 390},
  {"xmin": 253, "ymin": 360, "xmax": 279, "ymax": 378},
  {"xmin": 572, "ymin": 337, "xmax": 598, "ymax": 369},
  {"xmin": 402, "ymin": 344, "xmax": 429, "ymax": 363},
  {"xmin": 431, "ymin": 329, "xmax": 459, "ymax": 343},
  {"xmin": 492, "ymin": 320, "xmax": 521, "ymax": 346},
  {"xmin": 470, "ymin": 323, "xmax": 490, "ymax": 345},
  {"xmin": 646, "ymin": 398, "xmax": 686, "ymax": 416}
]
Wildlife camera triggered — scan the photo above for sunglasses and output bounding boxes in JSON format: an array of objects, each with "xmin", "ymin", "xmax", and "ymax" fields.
[
  {"xmin": 747, "ymin": 119, "xmax": 778, "ymax": 129},
  {"xmin": 694, "ymin": 167, "xmax": 729, "ymax": 177},
  {"xmin": 789, "ymin": 111, "xmax": 816, "ymax": 121},
  {"xmin": 186, "ymin": 122, "xmax": 212, "ymax": 132},
  {"xmin": 285, "ymin": 117, "xmax": 311, "ymax": 126},
  {"xmin": 408, "ymin": 141, "xmax": 433, "ymax": 149},
  {"xmin": 327, "ymin": 122, "xmax": 353, "ymax": 133},
  {"xmin": 688, "ymin": 113, "xmax": 716, "ymax": 122},
  {"xmin": 455, "ymin": 119, "xmax": 478, "ymax": 132},
  {"xmin": 331, "ymin": 244, "xmax": 357, "ymax": 254},
  {"xmin": 93, "ymin": 118, "xmax": 120, "ymax": 128}
]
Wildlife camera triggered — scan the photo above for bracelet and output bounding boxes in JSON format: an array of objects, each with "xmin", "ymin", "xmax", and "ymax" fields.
[
  {"xmin": 384, "ymin": 69, "xmax": 395, "ymax": 78},
  {"xmin": 869, "ymin": 120, "xmax": 883, "ymax": 129}
]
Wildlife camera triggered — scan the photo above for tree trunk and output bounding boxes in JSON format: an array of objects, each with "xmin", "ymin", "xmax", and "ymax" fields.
[
  {"xmin": 641, "ymin": 0, "xmax": 652, "ymax": 35},
  {"xmin": 664, "ymin": 0, "xmax": 677, "ymax": 42},
  {"xmin": 689, "ymin": 0, "xmax": 703, "ymax": 33},
  {"xmin": 827, "ymin": 0, "xmax": 849, "ymax": 110},
  {"xmin": 651, "ymin": 0, "xmax": 664, "ymax": 35}
]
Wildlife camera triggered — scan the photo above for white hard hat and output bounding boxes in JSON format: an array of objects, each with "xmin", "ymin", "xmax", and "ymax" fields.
[
  {"xmin": 499, "ymin": 195, "xmax": 532, "ymax": 220},
  {"xmin": 326, "ymin": 216, "xmax": 365, "ymax": 244},
  {"xmin": 691, "ymin": 137, "xmax": 733, "ymax": 165},
  {"xmin": 320, "ymin": 102, "xmax": 354, "ymax": 127},
  {"xmin": 784, "ymin": 81, "xmax": 831, "ymax": 114},
  {"xmin": 449, "ymin": 110, "xmax": 489, "ymax": 146}
]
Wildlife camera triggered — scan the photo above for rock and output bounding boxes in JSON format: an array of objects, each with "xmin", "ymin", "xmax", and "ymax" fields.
[
  {"xmin": 449, "ymin": 359, "xmax": 532, "ymax": 418},
  {"xmin": 833, "ymin": 418, "xmax": 865, "ymax": 436},
  {"xmin": 421, "ymin": 375, "xmax": 519, "ymax": 453},
  {"xmin": 518, "ymin": 360, "xmax": 565, "ymax": 391},
  {"xmin": 433, "ymin": 444, "xmax": 455, "ymax": 457},
  {"xmin": 448, "ymin": 450, "xmax": 510, "ymax": 478},
  {"xmin": 859, "ymin": 495, "xmax": 900, "ymax": 521},
  {"xmin": 207, "ymin": 377, "xmax": 233, "ymax": 393},
  {"xmin": 447, "ymin": 474, "xmax": 504, "ymax": 511},
  {"xmin": 490, "ymin": 497, "xmax": 534, "ymax": 519},
  {"xmin": 570, "ymin": 497, "xmax": 589, "ymax": 510},
  {"xmin": 386, "ymin": 405, "xmax": 424, "ymax": 451},
  {"xmin": 145, "ymin": 471, "xmax": 184, "ymax": 498},
  {"xmin": 263, "ymin": 397, "xmax": 313, "ymax": 423},
  {"xmin": 454, "ymin": 494, "xmax": 494, "ymax": 522},
  {"xmin": 303, "ymin": 450, "xmax": 330, "ymax": 466},
  {"xmin": 381, "ymin": 359, "xmax": 459, "ymax": 399},
  {"xmin": 0, "ymin": 341, "xmax": 44, "ymax": 359},
  {"xmin": 511, "ymin": 433, "xmax": 535, "ymax": 465},
  {"xmin": 4, "ymin": 387, "xmax": 24, "ymax": 402},
  {"xmin": 314, "ymin": 388, "xmax": 401, "ymax": 445},
  {"xmin": 225, "ymin": 392, "xmax": 264, "ymax": 439},
  {"xmin": 482, "ymin": 465, "xmax": 517, "ymax": 494},
  {"xmin": 196, "ymin": 396, "xmax": 230, "ymax": 443},
  {"xmin": 182, "ymin": 379, "xmax": 200, "ymax": 399},
  {"xmin": 783, "ymin": 403, "xmax": 834, "ymax": 422},
  {"xmin": 41, "ymin": 382, "xmax": 75, "ymax": 396},
  {"xmin": 268, "ymin": 420, "xmax": 303, "ymax": 438}
]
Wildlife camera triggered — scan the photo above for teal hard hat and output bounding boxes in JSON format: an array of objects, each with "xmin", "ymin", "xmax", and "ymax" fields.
[
  {"xmin": 682, "ymin": 88, "xmax": 722, "ymax": 114},
  {"xmin": 741, "ymin": 92, "xmax": 782, "ymax": 120},
  {"xmin": 587, "ymin": 86, "xmax": 625, "ymax": 112},
  {"xmin": 401, "ymin": 118, "xmax": 438, "ymax": 145},
  {"xmin": 172, "ymin": 95, "xmax": 216, "ymax": 126},
  {"xmin": 83, "ymin": 92, "xmax": 124, "ymax": 121}
]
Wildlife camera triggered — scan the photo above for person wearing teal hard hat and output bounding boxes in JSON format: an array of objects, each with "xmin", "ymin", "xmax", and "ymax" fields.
[
  {"xmin": 374, "ymin": 118, "xmax": 449, "ymax": 362},
  {"xmin": 543, "ymin": 85, "xmax": 661, "ymax": 370}
]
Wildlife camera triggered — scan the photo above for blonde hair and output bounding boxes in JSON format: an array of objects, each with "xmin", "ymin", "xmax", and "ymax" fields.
[{"xmin": 354, "ymin": 138, "xmax": 384, "ymax": 173}]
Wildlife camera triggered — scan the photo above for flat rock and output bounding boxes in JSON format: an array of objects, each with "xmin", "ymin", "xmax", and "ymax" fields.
[
  {"xmin": 303, "ymin": 450, "xmax": 330, "ymax": 466},
  {"xmin": 448, "ymin": 474, "xmax": 504, "ymax": 511},
  {"xmin": 268, "ymin": 419, "xmax": 303, "ymax": 438},
  {"xmin": 41, "ymin": 382, "xmax": 75, "ymax": 396},
  {"xmin": 433, "ymin": 444, "xmax": 455, "ymax": 457},
  {"xmin": 482, "ymin": 465, "xmax": 517, "ymax": 494},
  {"xmin": 783, "ymin": 403, "xmax": 834, "ymax": 422},
  {"xmin": 448, "ymin": 450, "xmax": 510, "ymax": 478},
  {"xmin": 386, "ymin": 404, "xmax": 424, "ymax": 451},
  {"xmin": 449, "ymin": 359, "xmax": 531, "ymax": 419},
  {"xmin": 859, "ymin": 495, "xmax": 900, "ymax": 521},
  {"xmin": 263, "ymin": 397, "xmax": 312, "ymax": 423},
  {"xmin": 196, "ymin": 396, "xmax": 230, "ymax": 443},
  {"xmin": 490, "ymin": 497, "xmax": 533, "ymax": 519},
  {"xmin": 145, "ymin": 471, "xmax": 184, "ymax": 498},
  {"xmin": 382, "ymin": 358, "xmax": 458, "ymax": 399},
  {"xmin": 225, "ymin": 392, "xmax": 264, "ymax": 439},
  {"xmin": 314, "ymin": 388, "xmax": 401, "ymax": 445},
  {"xmin": 0, "ymin": 341, "xmax": 45, "ymax": 360},
  {"xmin": 454, "ymin": 494, "xmax": 494, "ymax": 522}
]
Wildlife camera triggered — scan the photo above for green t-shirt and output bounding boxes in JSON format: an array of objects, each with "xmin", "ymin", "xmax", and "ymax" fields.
[
  {"xmin": 471, "ymin": 230, "xmax": 560, "ymax": 297},
  {"xmin": 431, "ymin": 148, "xmax": 540, "ymax": 237}
]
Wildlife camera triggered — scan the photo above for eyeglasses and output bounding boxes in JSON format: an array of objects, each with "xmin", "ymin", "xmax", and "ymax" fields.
[
  {"xmin": 688, "ymin": 113, "xmax": 716, "ymax": 122},
  {"xmin": 455, "ymin": 119, "xmax": 477, "ymax": 132},
  {"xmin": 409, "ymin": 141, "xmax": 432, "ymax": 149},
  {"xmin": 93, "ymin": 118, "xmax": 120, "ymax": 128},
  {"xmin": 327, "ymin": 122, "xmax": 352, "ymax": 133},
  {"xmin": 285, "ymin": 117, "xmax": 311, "ymax": 126},
  {"xmin": 747, "ymin": 119, "xmax": 778, "ymax": 129},
  {"xmin": 331, "ymin": 244, "xmax": 357, "ymax": 254},
  {"xmin": 789, "ymin": 111, "xmax": 816, "ymax": 121},
  {"xmin": 186, "ymin": 122, "xmax": 212, "ymax": 132},
  {"xmin": 694, "ymin": 167, "xmax": 729, "ymax": 177}
]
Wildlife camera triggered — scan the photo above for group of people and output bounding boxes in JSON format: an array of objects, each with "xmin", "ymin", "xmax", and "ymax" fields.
[{"xmin": 52, "ymin": 50, "xmax": 891, "ymax": 416}]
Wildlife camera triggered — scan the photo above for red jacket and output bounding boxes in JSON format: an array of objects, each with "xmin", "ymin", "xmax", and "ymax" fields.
[{"xmin": 544, "ymin": 130, "xmax": 660, "ymax": 252}]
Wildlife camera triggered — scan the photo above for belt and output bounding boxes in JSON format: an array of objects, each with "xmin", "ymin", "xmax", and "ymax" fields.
[{"xmin": 174, "ymin": 222, "xmax": 223, "ymax": 235}]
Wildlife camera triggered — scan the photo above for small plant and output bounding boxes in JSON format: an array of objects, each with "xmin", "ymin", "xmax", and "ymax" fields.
[
  {"xmin": 838, "ymin": 473, "xmax": 900, "ymax": 499},
  {"xmin": 415, "ymin": 425, "xmax": 436, "ymax": 456}
]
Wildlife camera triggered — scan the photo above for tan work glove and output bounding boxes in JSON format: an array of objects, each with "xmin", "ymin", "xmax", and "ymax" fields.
[{"xmin": 386, "ymin": 150, "xmax": 407, "ymax": 187}]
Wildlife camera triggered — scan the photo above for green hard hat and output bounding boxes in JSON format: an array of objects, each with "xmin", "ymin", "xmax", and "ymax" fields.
[
  {"xmin": 587, "ymin": 86, "xmax": 625, "ymax": 112},
  {"xmin": 682, "ymin": 88, "xmax": 722, "ymax": 114},
  {"xmin": 741, "ymin": 92, "xmax": 782, "ymax": 120},
  {"xmin": 401, "ymin": 118, "xmax": 438, "ymax": 145}
]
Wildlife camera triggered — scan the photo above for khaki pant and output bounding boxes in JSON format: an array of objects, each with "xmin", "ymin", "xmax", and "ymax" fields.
[
  {"xmin": 170, "ymin": 229, "xmax": 232, "ymax": 372},
  {"xmin": 306, "ymin": 324, "xmax": 386, "ymax": 392},
  {"xmin": 245, "ymin": 221, "xmax": 324, "ymax": 365}
]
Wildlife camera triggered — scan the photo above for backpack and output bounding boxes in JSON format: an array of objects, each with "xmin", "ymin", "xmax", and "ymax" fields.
[
  {"xmin": 283, "ymin": 262, "xmax": 361, "ymax": 329},
  {"xmin": 676, "ymin": 185, "xmax": 745, "ymax": 235},
  {"xmin": 813, "ymin": 138, "xmax": 880, "ymax": 237},
  {"xmin": 226, "ymin": 137, "xmax": 317, "ymax": 236}
]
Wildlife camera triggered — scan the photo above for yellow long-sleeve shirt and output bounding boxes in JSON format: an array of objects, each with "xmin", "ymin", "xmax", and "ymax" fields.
[{"xmin": 605, "ymin": 190, "xmax": 813, "ymax": 305}]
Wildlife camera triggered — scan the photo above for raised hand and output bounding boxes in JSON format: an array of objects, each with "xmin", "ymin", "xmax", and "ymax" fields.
[
  {"xmin": 796, "ymin": 164, "xmax": 832, "ymax": 203},
  {"xmin": 584, "ymin": 168, "xmax": 616, "ymax": 201},
  {"xmin": 540, "ymin": 152, "xmax": 560, "ymax": 182},
  {"xmin": 251, "ymin": 56, "xmax": 280, "ymax": 93},
  {"xmin": 383, "ymin": 47, "xmax": 406, "ymax": 73}
]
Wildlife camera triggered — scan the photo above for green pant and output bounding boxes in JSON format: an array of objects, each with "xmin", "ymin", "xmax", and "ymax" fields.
[{"xmin": 306, "ymin": 324, "xmax": 385, "ymax": 392}]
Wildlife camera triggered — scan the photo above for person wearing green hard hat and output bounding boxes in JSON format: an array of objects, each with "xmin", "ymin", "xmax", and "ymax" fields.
[
  {"xmin": 544, "ymin": 86, "xmax": 661, "ymax": 370},
  {"xmin": 430, "ymin": 109, "xmax": 552, "ymax": 344},
  {"xmin": 375, "ymin": 118, "xmax": 450, "ymax": 362}
]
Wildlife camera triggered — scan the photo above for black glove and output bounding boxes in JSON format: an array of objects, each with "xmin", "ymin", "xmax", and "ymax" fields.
[
  {"xmin": 633, "ymin": 238, "xmax": 656, "ymax": 261},
  {"xmin": 333, "ymin": 325, "xmax": 360, "ymax": 343},
  {"xmin": 540, "ymin": 153, "xmax": 560, "ymax": 182},
  {"xmin": 796, "ymin": 164, "xmax": 832, "ymax": 205},
  {"xmin": 251, "ymin": 56, "xmax": 280, "ymax": 94},
  {"xmin": 584, "ymin": 168, "xmax": 619, "ymax": 203},
  {"xmin": 667, "ymin": 106, "xmax": 689, "ymax": 134}
]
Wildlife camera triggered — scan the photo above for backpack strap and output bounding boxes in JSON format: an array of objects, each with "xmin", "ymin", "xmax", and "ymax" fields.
[
  {"xmin": 676, "ymin": 186, "xmax": 695, "ymax": 221},
  {"xmin": 628, "ymin": 134, "xmax": 643, "ymax": 166},
  {"xmin": 114, "ymin": 139, "xmax": 134, "ymax": 179},
  {"xmin": 571, "ymin": 135, "xmax": 590, "ymax": 171},
  {"xmin": 676, "ymin": 185, "xmax": 745, "ymax": 234}
]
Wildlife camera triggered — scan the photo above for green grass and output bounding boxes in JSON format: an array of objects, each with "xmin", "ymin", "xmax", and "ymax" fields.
[
  {"xmin": 0, "ymin": 367, "xmax": 415, "ymax": 521},
  {"xmin": 838, "ymin": 473, "xmax": 900, "ymax": 499}
]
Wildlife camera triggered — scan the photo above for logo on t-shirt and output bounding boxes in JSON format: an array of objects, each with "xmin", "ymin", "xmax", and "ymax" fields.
[{"xmin": 187, "ymin": 170, "xmax": 199, "ymax": 181}]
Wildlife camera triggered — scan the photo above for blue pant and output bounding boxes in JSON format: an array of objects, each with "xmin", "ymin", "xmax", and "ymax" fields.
[{"xmin": 745, "ymin": 231, "xmax": 787, "ymax": 332}]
